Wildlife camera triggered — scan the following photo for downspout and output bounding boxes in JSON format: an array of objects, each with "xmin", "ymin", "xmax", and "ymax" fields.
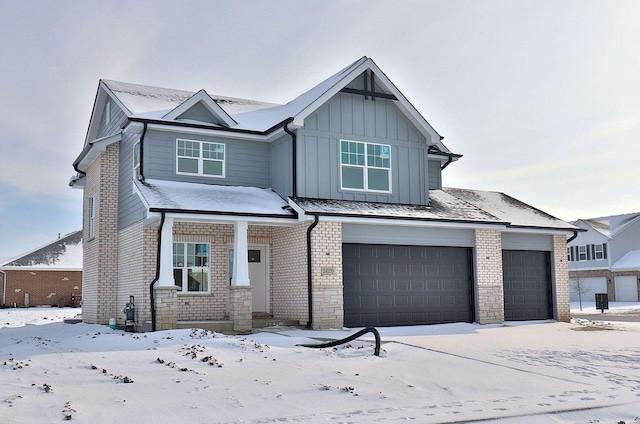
[
  {"xmin": 305, "ymin": 215, "xmax": 319, "ymax": 329},
  {"xmin": 283, "ymin": 119, "xmax": 297, "ymax": 197},
  {"xmin": 149, "ymin": 212, "xmax": 165, "ymax": 332},
  {"xmin": 440, "ymin": 155, "xmax": 453, "ymax": 170},
  {"xmin": 138, "ymin": 122, "xmax": 148, "ymax": 181},
  {"xmin": 567, "ymin": 230, "xmax": 579, "ymax": 243}
]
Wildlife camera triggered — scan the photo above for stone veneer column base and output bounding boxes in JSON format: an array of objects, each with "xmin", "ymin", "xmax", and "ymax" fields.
[
  {"xmin": 230, "ymin": 286, "xmax": 252, "ymax": 333},
  {"xmin": 154, "ymin": 285, "xmax": 178, "ymax": 330}
]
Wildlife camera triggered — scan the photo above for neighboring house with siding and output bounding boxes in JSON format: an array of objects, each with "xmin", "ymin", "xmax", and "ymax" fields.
[
  {"xmin": 568, "ymin": 213, "xmax": 640, "ymax": 303},
  {"xmin": 69, "ymin": 56, "xmax": 578, "ymax": 333},
  {"xmin": 0, "ymin": 231, "xmax": 83, "ymax": 308}
]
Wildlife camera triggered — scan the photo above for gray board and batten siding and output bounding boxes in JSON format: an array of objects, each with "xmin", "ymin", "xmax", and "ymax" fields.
[
  {"xmin": 269, "ymin": 133, "xmax": 293, "ymax": 197},
  {"xmin": 297, "ymin": 91, "xmax": 431, "ymax": 206}
]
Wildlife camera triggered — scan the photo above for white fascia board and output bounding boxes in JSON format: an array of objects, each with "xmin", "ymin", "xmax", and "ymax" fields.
[
  {"xmin": 288, "ymin": 199, "xmax": 315, "ymax": 222},
  {"xmin": 291, "ymin": 59, "xmax": 442, "ymax": 144},
  {"xmin": 162, "ymin": 90, "xmax": 237, "ymax": 127},
  {"xmin": 132, "ymin": 181, "xmax": 151, "ymax": 210},
  {"xmin": 0, "ymin": 266, "xmax": 82, "ymax": 272},
  {"xmin": 145, "ymin": 123, "xmax": 284, "ymax": 142},
  {"xmin": 75, "ymin": 132, "xmax": 122, "ymax": 172},
  {"xmin": 164, "ymin": 212, "xmax": 298, "ymax": 226},
  {"xmin": 568, "ymin": 265, "xmax": 610, "ymax": 272},
  {"xmin": 501, "ymin": 227, "xmax": 578, "ymax": 236},
  {"xmin": 303, "ymin": 214, "xmax": 507, "ymax": 230}
]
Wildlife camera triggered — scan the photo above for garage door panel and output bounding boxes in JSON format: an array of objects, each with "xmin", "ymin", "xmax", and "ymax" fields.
[
  {"xmin": 343, "ymin": 244, "xmax": 473, "ymax": 327},
  {"xmin": 503, "ymin": 250, "xmax": 552, "ymax": 321}
]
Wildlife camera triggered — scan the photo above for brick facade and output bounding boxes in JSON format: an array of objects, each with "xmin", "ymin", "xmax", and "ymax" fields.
[
  {"xmin": 2, "ymin": 270, "xmax": 82, "ymax": 307},
  {"xmin": 310, "ymin": 221, "xmax": 343, "ymax": 329},
  {"xmin": 272, "ymin": 223, "xmax": 310, "ymax": 324},
  {"xmin": 553, "ymin": 234, "xmax": 571, "ymax": 322},
  {"xmin": 82, "ymin": 143, "xmax": 119, "ymax": 324},
  {"xmin": 474, "ymin": 229, "xmax": 504, "ymax": 324}
]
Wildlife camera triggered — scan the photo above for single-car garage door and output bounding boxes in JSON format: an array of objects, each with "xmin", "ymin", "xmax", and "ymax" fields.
[
  {"xmin": 503, "ymin": 250, "xmax": 552, "ymax": 321},
  {"xmin": 343, "ymin": 244, "xmax": 473, "ymax": 327}
]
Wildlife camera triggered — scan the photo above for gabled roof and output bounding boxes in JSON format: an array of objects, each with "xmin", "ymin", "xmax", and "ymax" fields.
[
  {"xmin": 573, "ymin": 212, "xmax": 640, "ymax": 238},
  {"xmin": 84, "ymin": 57, "xmax": 451, "ymax": 151},
  {"xmin": 0, "ymin": 231, "xmax": 83, "ymax": 270}
]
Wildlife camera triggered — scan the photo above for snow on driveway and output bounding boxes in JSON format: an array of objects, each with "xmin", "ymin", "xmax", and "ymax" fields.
[{"xmin": 1, "ymin": 307, "xmax": 640, "ymax": 423}]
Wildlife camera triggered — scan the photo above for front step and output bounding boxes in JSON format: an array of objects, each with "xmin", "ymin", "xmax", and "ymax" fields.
[{"xmin": 252, "ymin": 313, "xmax": 301, "ymax": 329}]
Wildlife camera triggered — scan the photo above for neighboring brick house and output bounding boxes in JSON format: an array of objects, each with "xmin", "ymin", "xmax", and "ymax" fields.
[
  {"xmin": 69, "ymin": 56, "xmax": 577, "ymax": 332},
  {"xmin": 0, "ymin": 231, "xmax": 83, "ymax": 308},
  {"xmin": 568, "ymin": 213, "xmax": 640, "ymax": 302}
]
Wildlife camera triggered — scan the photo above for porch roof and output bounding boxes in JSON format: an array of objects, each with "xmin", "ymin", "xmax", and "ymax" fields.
[
  {"xmin": 610, "ymin": 250, "xmax": 640, "ymax": 271},
  {"xmin": 134, "ymin": 179, "xmax": 296, "ymax": 219}
]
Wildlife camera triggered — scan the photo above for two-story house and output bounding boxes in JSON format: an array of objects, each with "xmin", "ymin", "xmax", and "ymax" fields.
[
  {"xmin": 568, "ymin": 213, "xmax": 640, "ymax": 302},
  {"xmin": 70, "ymin": 57, "xmax": 578, "ymax": 332}
]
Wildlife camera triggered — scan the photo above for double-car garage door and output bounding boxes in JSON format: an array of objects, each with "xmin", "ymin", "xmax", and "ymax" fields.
[
  {"xmin": 343, "ymin": 244, "xmax": 553, "ymax": 327},
  {"xmin": 343, "ymin": 244, "xmax": 474, "ymax": 327}
]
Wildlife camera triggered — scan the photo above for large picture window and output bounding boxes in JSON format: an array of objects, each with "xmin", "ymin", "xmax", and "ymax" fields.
[
  {"xmin": 340, "ymin": 140, "xmax": 391, "ymax": 192},
  {"xmin": 173, "ymin": 242, "xmax": 210, "ymax": 293},
  {"xmin": 176, "ymin": 139, "xmax": 225, "ymax": 177}
]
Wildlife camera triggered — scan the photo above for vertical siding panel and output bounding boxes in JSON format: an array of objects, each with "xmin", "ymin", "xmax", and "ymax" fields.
[
  {"xmin": 375, "ymin": 101, "xmax": 387, "ymax": 139},
  {"xmin": 353, "ymin": 97, "xmax": 365, "ymax": 136},
  {"xmin": 317, "ymin": 105, "xmax": 330, "ymax": 132},
  {"xmin": 386, "ymin": 103, "xmax": 398, "ymax": 140},
  {"xmin": 364, "ymin": 100, "xmax": 376, "ymax": 138},
  {"xmin": 317, "ymin": 137, "xmax": 332, "ymax": 198},
  {"xmin": 329, "ymin": 97, "xmax": 341, "ymax": 134},
  {"xmin": 341, "ymin": 94, "xmax": 353, "ymax": 135},
  {"xmin": 398, "ymin": 115, "xmax": 409, "ymax": 141}
]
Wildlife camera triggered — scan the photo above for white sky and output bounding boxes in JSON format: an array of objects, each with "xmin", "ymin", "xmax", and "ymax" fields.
[{"xmin": 1, "ymin": 0, "xmax": 639, "ymax": 258}]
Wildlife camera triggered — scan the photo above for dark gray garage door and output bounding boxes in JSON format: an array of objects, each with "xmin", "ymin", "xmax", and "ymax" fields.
[
  {"xmin": 343, "ymin": 244, "xmax": 473, "ymax": 327},
  {"xmin": 502, "ymin": 250, "xmax": 552, "ymax": 321}
]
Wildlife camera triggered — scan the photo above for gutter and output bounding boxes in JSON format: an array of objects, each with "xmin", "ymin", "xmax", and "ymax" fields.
[
  {"xmin": 305, "ymin": 215, "xmax": 319, "ymax": 329},
  {"xmin": 127, "ymin": 116, "xmax": 294, "ymax": 137},
  {"xmin": 148, "ymin": 207, "xmax": 297, "ymax": 220},
  {"xmin": 567, "ymin": 230, "xmax": 579, "ymax": 243},
  {"xmin": 283, "ymin": 120, "xmax": 297, "ymax": 197},
  {"xmin": 149, "ymin": 212, "xmax": 166, "ymax": 332}
]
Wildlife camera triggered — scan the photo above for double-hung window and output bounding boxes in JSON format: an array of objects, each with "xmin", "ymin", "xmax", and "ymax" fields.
[
  {"xmin": 176, "ymin": 139, "xmax": 225, "ymax": 177},
  {"xmin": 594, "ymin": 243, "xmax": 605, "ymax": 260},
  {"xmin": 340, "ymin": 140, "xmax": 391, "ymax": 192},
  {"xmin": 173, "ymin": 242, "xmax": 210, "ymax": 293},
  {"xmin": 88, "ymin": 196, "xmax": 95, "ymax": 239},
  {"xmin": 578, "ymin": 245, "xmax": 587, "ymax": 261}
]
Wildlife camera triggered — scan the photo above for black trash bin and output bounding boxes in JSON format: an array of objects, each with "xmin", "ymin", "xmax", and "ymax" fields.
[{"xmin": 595, "ymin": 293, "xmax": 609, "ymax": 312}]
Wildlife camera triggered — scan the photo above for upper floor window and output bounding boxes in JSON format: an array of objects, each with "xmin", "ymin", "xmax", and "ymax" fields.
[
  {"xmin": 578, "ymin": 245, "xmax": 587, "ymax": 261},
  {"xmin": 173, "ymin": 242, "xmax": 210, "ymax": 293},
  {"xmin": 340, "ymin": 140, "xmax": 391, "ymax": 192},
  {"xmin": 176, "ymin": 139, "xmax": 225, "ymax": 178},
  {"xmin": 594, "ymin": 243, "xmax": 605, "ymax": 260}
]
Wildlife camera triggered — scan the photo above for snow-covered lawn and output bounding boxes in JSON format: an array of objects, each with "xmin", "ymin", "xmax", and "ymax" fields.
[{"xmin": 2, "ymin": 306, "xmax": 640, "ymax": 423}]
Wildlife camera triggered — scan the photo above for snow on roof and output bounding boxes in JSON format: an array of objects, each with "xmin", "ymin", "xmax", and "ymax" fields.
[
  {"xmin": 292, "ymin": 191, "xmax": 503, "ymax": 224},
  {"xmin": 134, "ymin": 179, "xmax": 296, "ymax": 218},
  {"xmin": 102, "ymin": 80, "xmax": 277, "ymax": 120},
  {"xmin": 610, "ymin": 250, "xmax": 640, "ymax": 271},
  {"xmin": 0, "ymin": 230, "xmax": 83, "ymax": 269},
  {"xmin": 443, "ymin": 188, "xmax": 577, "ymax": 230},
  {"xmin": 578, "ymin": 212, "xmax": 640, "ymax": 238}
]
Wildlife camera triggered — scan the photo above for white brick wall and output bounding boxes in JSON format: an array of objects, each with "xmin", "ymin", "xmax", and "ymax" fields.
[
  {"xmin": 272, "ymin": 223, "xmax": 309, "ymax": 324},
  {"xmin": 553, "ymin": 234, "xmax": 570, "ymax": 322},
  {"xmin": 310, "ymin": 221, "xmax": 343, "ymax": 329},
  {"xmin": 474, "ymin": 229, "xmax": 504, "ymax": 324},
  {"xmin": 82, "ymin": 143, "xmax": 119, "ymax": 325}
]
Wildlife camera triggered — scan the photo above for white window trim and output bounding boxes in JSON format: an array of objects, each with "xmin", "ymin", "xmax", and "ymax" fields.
[
  {"xmin": 88, "ymin": 196, "xmax": 95, "ymax": 239},
  {"xmin": 176, "ymin": 138, "xmax": 225, "ymax": 178},
  {"xmin": 339, "ymin": 139, "xmax": 392, "ymax": 193},
  {"xmin": 173, "ymin": 242, "xmax": 211, "ymax": 294},
  {"xmin": 594, "ymin": 243, "xmax": 604, "ymax": 260},
  {"xmin": 578, "ymin": 245, "xmax": 587, "ymax": 262}
]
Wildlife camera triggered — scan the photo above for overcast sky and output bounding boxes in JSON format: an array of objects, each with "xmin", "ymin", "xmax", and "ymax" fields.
[{"xmin": 1, "ymin": 0, "xmax": 639, "ymax": 259}]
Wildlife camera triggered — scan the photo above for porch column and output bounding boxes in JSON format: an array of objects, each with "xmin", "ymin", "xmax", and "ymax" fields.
[
  {"xmin": 154, "ymin": 216, "xmax": 177, "ymax": 331},
  {"xmin": 230, "ymin": 220, "xmax": 252, "ymax": 333},
  {"xmin": 231, "ymin": 220, "xmax": 250, "ymax": 286},
  {"xmin": 158, "ymin": 216, "xmax": 175, "ymax": 286}
]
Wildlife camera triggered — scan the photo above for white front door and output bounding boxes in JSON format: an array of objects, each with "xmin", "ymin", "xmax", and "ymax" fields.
[{"xmin": 229, "ymin": 245, "xmax": 269, "ymax": 313}]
